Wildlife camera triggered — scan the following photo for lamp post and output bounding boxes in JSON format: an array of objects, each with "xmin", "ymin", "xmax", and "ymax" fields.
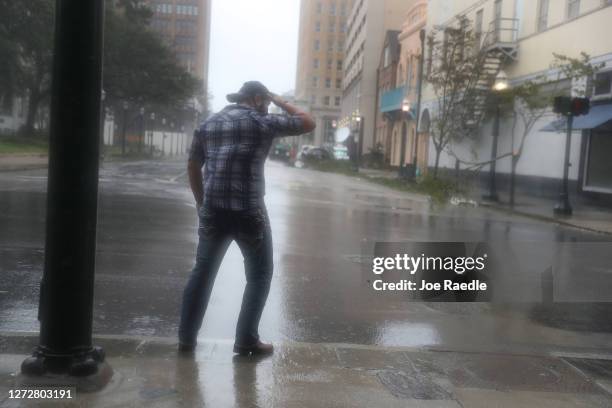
[
  {"xmin": 121, "ymin": 101, "xmax": 129, "ymax": 155},
  {"xmin": 483, "ymin": 70, "xmax": 509, "ymax": 202},
  {"xmin": 149, "ymin": 112, "xmax": 155, "ymax": 156},
  {"xmin": 139, "ymin": 107, "xmax": 145, "ymax": 153},
  {"xmin": 400, "ymin": 98, "xmax": 411, "ymax": 178},
  {"xmin": 161, "ymin": 117, "xmax": 166, "ymax": 157},
  {"xmin": 411, "ymin": 29, "xmax": 426, "ymax": 179}
]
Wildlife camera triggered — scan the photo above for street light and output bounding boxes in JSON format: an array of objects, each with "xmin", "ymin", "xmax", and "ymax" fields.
[
  {"xmin": 401, "ymin": 98, "xmax": 411, "ymax": 113},
  {"xmin": 149, "ymin": 112, "xmax": 155, "ymax": 156},
  {"xmin": 121, "ymin": 101, "xmax": 129, "ymax": 155},
  {"xmin": 139, "ymin": 107, "xmax": 145, "ymax": 153},
  {"xmin": 483, "ymin": 70, "xmax": 510, "ymax": 202}
]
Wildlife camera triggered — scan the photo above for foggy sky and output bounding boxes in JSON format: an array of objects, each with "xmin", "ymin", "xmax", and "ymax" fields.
[{"xmin": 208, "ymin": 0, "xmax": 300, "ymax": 113}]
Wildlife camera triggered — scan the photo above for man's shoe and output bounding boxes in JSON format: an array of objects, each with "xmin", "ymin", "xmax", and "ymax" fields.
[
  {"xmin": 178, "ymin": 342, "xmax": 196, "ymax": 353},
  {"xmin": 233, "ymin": 340, "xmax": 274, "ymax": 356}
]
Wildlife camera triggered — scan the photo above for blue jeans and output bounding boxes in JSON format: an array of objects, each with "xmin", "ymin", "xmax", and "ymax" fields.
[{"xmin": 178, "ymin": 205, "xmax": 273, "ymax": 346}]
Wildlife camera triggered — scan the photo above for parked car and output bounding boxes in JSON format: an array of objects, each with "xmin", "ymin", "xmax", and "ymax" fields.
[{"xmin": 295, "ymin": 146, "xmax": 332, "ymax": 168}]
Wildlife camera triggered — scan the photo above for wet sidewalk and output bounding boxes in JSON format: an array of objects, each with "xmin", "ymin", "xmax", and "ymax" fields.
[
  {"xmin": 355, "ymin": 166, "xmax": 612, "ymax": 236},
  {"xmin": 1, "ymin": 333, "xmax": 612, "ymax": 407}
]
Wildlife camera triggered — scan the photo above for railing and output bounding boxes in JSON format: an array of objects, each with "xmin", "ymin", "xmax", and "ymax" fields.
[{"xmin": 485, "ymin": 18, "xmax": 519, "ymax": 46}]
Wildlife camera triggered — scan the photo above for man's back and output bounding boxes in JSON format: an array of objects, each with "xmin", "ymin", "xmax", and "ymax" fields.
[{"xmin": 190, "ymin": 104, "xmax": 303, "ymax": 210}]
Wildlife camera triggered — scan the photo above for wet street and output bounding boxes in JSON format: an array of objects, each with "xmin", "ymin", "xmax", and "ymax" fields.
[{"xmin": 1, "ymin": 158, "xmax": 612, "ymax": 356}]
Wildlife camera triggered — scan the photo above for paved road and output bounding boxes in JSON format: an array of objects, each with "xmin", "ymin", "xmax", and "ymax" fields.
[{"xmin": 1, "ymin": 158, "xmax": 611, "ymax": 356}]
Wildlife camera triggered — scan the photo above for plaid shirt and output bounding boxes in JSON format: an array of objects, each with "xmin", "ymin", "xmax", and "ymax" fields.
[{"xmin": 189, "ymin": 104, "xmax": 304, "ymax": 210}]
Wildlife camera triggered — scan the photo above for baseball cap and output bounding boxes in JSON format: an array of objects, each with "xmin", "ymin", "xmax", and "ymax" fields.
[{"xmin": 226, "ymin": 81, "xmax": 271, "ymax": 103}]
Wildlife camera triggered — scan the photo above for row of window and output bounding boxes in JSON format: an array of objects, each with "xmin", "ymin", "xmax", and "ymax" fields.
[
  {"xmin": 537, "ymin": 0, "xmax": 611, "ymax": 32},
  {"xmin": 313, "ymin": 59, "xmax": 343, "ymax": 71},
  {"xmin": 313, "ymin": 39, "xmax": 345, "ymax": 52},
  {"xmin": 312, "ymin": 76, "xmax": 343, "ymax": 89},
  {"xmin": 316, "ymin": 1, "xmax": 348, "ymax": 17},
  {"xmin": 315, "ymin": 20, "xmax": 347, "ymax": 33},
  {"xmin": 155, "ymin": 3, "xmax": 199, "ymax": 16},
  {"xmin": 310, "ymin": 94, "xmax": 341, "ymax": 107}
]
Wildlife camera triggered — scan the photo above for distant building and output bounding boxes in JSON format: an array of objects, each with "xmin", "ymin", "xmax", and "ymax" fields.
[
  {"xmin": 375, "ymin": 30, "xmax": 401, "ymax": 165},
  {"xmin": 339, "ymin": 0, "xmax": 417, "ymax": 158},
  {"xmin": 295, "ymin": 0, "xmax": 354, "ymax": 148}
]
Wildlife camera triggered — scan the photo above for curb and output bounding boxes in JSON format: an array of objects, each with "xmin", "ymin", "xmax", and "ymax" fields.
[{"xmin": 479, "ymin": 200, "xmax": 612, "ymax": 236}]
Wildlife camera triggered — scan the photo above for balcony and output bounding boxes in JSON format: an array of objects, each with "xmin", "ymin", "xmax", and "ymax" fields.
[{"xmin": 483, "ymin": 18, "xmax": 519, "ymax": 60}]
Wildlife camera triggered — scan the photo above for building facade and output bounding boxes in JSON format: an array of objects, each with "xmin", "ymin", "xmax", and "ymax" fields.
[
  {"xmin": 378, "ymin": 0, "xmax": 428, "ymax": 171},
  {"xmin": 295, "ymin": 0, "xmax": 354, "ymax": 147},
  {"xmin": 375, "ymin": 30, "xmax": 401, "ymax": 164},
  {"xmin": 339, "ymin": 0, "xmax": 417, "ymax": 158},
  {"xmin": 423, "ymin": 0, "xmax": 612, "ymax": 198}
]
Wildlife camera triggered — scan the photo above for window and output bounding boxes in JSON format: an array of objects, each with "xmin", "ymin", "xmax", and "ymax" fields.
[
  {"xmin": 537, "ymin": 0, "xmax": 549, "ymax": 31},
  {"xmin": 568, "ymin": 0, "xmax": 580, "ymax": 19},
  {"xmin": 327, "ymin": 59, "xmax": 333, "ymax": 69},
  {"xmin": 337, "ymin": 60, "xmax": 342, "ymax": 70},
  {"xmin": 314, "ymin": 40, "xmax": 320, "ymax": 51},
  {"xmin": 329, "ymin": 22, "xmax": 335, "ymax": 32},
  {"xmin": 312, "ymin": 76, "xmax": 319, "ymax": 88},
  {"xmin": 335, "ymin": 96, "xmax": 341, "ymax": 106},
  {"xmin": 383, "ymin": 46, "xmax": 391, "ymax": 68},
  {"xmin": 324, "ymin": 96, "xmax": 330, "ymax": 105},
  {"xmin": 316, "ymin": 2, "xmax": 322, "ymax": 13},
  {"xmin": 313, "ymin": 59, "xmax": 319, "ymax": 69},
  {"xmin": 593, "ymin": 71, "xmax": 612, "ymax": 97},
  {"xmin": 475, "ymin": 9, "xmax": 483, "ymax": 44},
  {"xmin": 316, "ymin": 21, "xmax": 321, "ymax": 32},
  {"xmin": 330, "ymin": 3, "xmax": 336, "ymax": 16},
  {"xmin": 327, "ymin": 39, "xmax": 334, "ymax": 52},
  {"xmin": 325, "ymin": 78, "xmax": 331, "ymax": 88},
  {"xmin": 337, "ymin": 40, "xmax": 344, "ymax": 52},
  {"xmin": 310, "ymin": 94, "xmax": 316, "ymax": 105},
  {"xmin": 336, "ymin": 78, "xmax": 342, "ymax": 89}
]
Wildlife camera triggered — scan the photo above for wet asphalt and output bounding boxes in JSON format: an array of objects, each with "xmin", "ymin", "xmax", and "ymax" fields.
[{"xmin": 1, "ymin": 158, "xmax": 612, "ymax": 356}]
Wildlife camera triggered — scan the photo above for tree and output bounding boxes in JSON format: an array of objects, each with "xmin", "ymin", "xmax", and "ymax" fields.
[
  {"xmin": 505, "ymin": 52, "xmax": 602, "ymax": 207},
  {"xmin": 426, "ymin": 16, "xmax": 497, "ymax": 178},
  {"xmin": 0, "ymin": 0, "xmax": 54, "ymax": 135},
  {"xmin": 0, "ymin": 0, "xmax": 200, "ymax": 136}
]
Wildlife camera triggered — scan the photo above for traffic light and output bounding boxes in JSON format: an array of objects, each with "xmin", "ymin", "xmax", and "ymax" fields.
[
  {"xmin": 553, "ymin": 96, "xmax": 590, "ymax": 116},
  {"xmin": 571, "ymin": 97, "xmax": 590, "ymax": 116}
]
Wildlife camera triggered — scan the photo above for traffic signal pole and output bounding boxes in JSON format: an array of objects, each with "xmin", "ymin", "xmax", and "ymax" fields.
[
  {"xmin": 21, "ymin": 0, "xmax": 107, "ymax": 377},
  {"xmin": 554, "ymin": 115, "xmax": 574, "ymax": 215}
]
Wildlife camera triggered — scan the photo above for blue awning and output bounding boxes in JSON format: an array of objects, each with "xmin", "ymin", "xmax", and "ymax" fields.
[
  {"xmin": 380, "ymin": 86, "xmax": 405, "ymax": 113},
  {"xmin": 541, "ymin": 104, "xmax": 612, "ymax": 132}
]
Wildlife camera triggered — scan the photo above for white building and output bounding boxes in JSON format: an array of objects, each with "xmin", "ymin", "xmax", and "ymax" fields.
[{"xmin": 423, "ymin": 0, "xmax": 612, "ymax": 198}]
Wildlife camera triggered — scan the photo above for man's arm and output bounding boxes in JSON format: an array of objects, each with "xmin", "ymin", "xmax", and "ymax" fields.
[
  {"xmin": 188, "ymin": 159, "xmax": 204, "ymax": 208},
  {"xmin": 270, "ymin": 94, "xmax": 316, "ymax": 133},
  {"xmin": 187, "ymin": 129, "xmax": 206, "ymax": 208}
]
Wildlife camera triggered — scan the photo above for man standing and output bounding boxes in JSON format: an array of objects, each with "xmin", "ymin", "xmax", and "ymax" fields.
[{"xmin": 179, "ymin": 81, "xmax": 315, "ymax": 355}]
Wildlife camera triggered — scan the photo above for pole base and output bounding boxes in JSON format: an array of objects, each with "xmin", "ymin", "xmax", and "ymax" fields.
[
  {"xmin": 554, "ymin": 202, "xmax": 573, "ymax": 216},
  {"xmin": 21, "ymin": 346, "xmax": 106, "ymax": 377}
]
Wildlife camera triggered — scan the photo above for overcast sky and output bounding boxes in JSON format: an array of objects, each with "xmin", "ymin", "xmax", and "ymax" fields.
[{"xmin": 208, "ymin": 0, "xmax": 300, "ymax": 113}]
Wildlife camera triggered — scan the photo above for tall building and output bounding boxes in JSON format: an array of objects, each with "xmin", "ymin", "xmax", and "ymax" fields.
[
  {"xmin": 148, "ymin": 0, "xmax": 212, "ymax": 104},
  {"xmin": 295, "ymin": 0, "xmax": 354, "ymax": 147},
  {"xmin": 339, "ymin": 0, "xmax": 416, "ymax": 157}
]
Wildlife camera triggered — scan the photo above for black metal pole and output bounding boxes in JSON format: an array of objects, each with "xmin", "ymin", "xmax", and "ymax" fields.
[
  {"xmin": 22, "ymin": 0, "xmax": 106, "ymax": 377},
  {"xmin": 411, "ymin": 29, "xmax": 426, "ymax": 180},
  {"xmin": 484, "ymin": 101, "xmax": 500, "ymax": 201},
  {"xmin": 554, "ymin": 115, "xmax": 573, "ymax": 215}
]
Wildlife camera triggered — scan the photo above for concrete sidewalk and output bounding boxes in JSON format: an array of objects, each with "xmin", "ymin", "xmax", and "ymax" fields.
[{"xmin": 1, "ymin": 333, "xmax": 612, "ymax": 407}]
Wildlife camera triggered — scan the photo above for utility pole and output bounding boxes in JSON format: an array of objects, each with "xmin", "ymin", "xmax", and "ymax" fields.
[{"xmin": 21, "ymin": 0, "xmax": 108, "ymax": 379}]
